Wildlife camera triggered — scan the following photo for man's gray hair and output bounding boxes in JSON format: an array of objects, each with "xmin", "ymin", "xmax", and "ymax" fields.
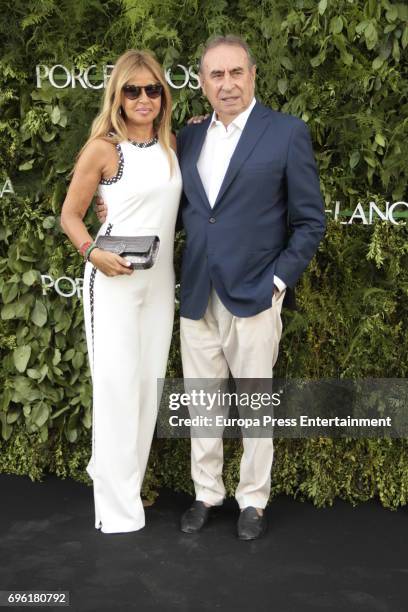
[{"xmin": 199, "ymin": 34, "xmax": 256, "ymax": 73}]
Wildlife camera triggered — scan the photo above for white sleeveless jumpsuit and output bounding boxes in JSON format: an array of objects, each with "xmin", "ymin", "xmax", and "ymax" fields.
[{"xmin": 83, "ymin": 140, "xmax": 182, "ymax": 533}]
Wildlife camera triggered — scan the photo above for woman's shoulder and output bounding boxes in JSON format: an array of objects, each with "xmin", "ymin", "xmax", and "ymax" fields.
[
  {"xmin": 80, "ymin": 137, "xmax": 119, "ymax": 165},
  {"xmin": 86, "ymin": 136, "xmax": 119, "ymax": 154}
]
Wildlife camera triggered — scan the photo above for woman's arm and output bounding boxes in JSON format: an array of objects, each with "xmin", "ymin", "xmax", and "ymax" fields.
[
  {"xmin": 61, "ymin": 140, "xmax": 132, "ymax": 276},
  {"xmin": 61, "ymin": 139, "xmax": 106, "ymax": 247}
]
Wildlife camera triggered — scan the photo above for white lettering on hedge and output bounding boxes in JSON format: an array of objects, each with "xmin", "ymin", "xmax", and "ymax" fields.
[
  {"xmin": 36, "ymin": 64, "xmax": 113, "ymax": 90},
  {"xmin": 165, "ymin": 65, "xmax": 200, "ymax": 90},
  {"xmin": 348, "ymin": 203, "xmax": 368, "ymax": 225},
  {"xmin": 328, "ymin": 201, "xmax": 408, "ymax": 225},
  {"xmin": 41, "ymin": 275, "xmax": 83, "ymax": 298},
  {"xmin": 36, "ymin": 63, "xmax": 198, "ymax": 89},
  {"xmin": 0, "ymin": 179, "xmax": 14, "ymax": 197},
  {"xmin": 41, "ymin": 275, "xmax": 179, "ymax": 303},
  {"xmin": 388, "ymin": 201, "xmax": 408, "ymax": 225}
]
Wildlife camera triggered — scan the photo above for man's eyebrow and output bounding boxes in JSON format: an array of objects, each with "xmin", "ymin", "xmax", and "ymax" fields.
[
  {"xmin": 209, "ymin": 66, "xmax": 244, "ymax": 77},
  {"xmin": 210, "ymin": 69, "xmax": 225, "ymax": 77}
]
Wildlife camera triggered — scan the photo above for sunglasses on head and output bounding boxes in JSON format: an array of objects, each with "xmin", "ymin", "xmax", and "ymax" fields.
[{"xmin": 122, "ymin": 84, "xmax": 163, "ymax": 100}]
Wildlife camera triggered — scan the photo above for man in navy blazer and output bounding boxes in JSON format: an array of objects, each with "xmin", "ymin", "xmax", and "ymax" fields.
[{"xmin": 178, "ymin": 35, "xmax": 325, "ymax": 540}]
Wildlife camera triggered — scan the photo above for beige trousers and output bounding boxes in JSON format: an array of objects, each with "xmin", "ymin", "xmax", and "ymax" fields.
[{"xmin": 180, "ymin": 287, "xmax": 285, "ymax": 509}]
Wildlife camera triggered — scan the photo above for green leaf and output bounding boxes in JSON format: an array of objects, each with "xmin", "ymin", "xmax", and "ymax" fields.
[
  {"xmin": 375, "ymin": 134, "xmax": 386, "ymax": 147},
  {"xmin": 372, "ymin": 57, "xmax": 384, "ymax": 70},
  {"xmin": 310, "ymin": 53, "xmax": 325, "ymax": 67},
  {"xmin": 402, "ymin": 26, "xmax": 408, "ymax": 50},
  {"xmin": 51, "ymin": 406, "xmax": 70, "ymax": 420},
  {"xmin": 392, "ymin": 38, "xmax": 400, "ymax": 62},
  {"xmin": 66, "ymin": 428, "xmax": 78, "ymax": 443},
  {"xmin": 38, "ymin": 364, "xmax": 49, "ymax": 383},
  {"xmin": 18, "ymin": 160, "xmax": 34, "ymax": 171},
  {"xmin": 41, "ymin": 131, "xmax": 56, "ymax": 143},
  {"xmin": 42, "ymin": 216, "xmax": 55, "ymax": 229},
  {"xmin": 1, "ymin": 304, "xmax": 16, "ymax": 320},
  {"xmin": 13, "ymin": 345, "xmax": 31, "ymax": 372},
  {"xmin": 72, "ymin": 352, "xmax": 84, "ymax": 370},
  {"xmin": 81, "ymin": 408, "xmax": 92, "ymax": 429},
  {"xmin": 364, "ymin": 155, "xmax": 376, "ymax": 168},
  {"xmin": 2, "ymin": 283, "xmax": 18, "ymax": 304},
  {"xmin": 66, "ymin": 412, "xmax": 79, "ymax": 442},
  {"xmin": 22, "ymin": 270, "xmax": 38, "ymax": 286},
  {"xmin": 53, "ymin": 348, "xmax": 61, "ymax": 366},
  {"xmin": 318, "ymin": 0, "xmax": 327, "ymax": 15},
  {"xmin": 39, "ymin": 425, "xmax": 48, "ymax": 443},
  {"xmin": 277, "ymin": 78, "xmax": 288, "ymax": 95},
  {"xmin": 386, "ymin": 6, "xmax": 398, "ymax": 22},
  {"xmin": 341, "ymin": 51, "xmax": 353, "ymax": 66},
  {"xmin": 31, "ymin": 88, "xmax": 53, "ymax": 102},
  {"xmin": 365, "ymin": 22, "xmax": 378, "ymax": 49},
  {"xmin": 280, "ymin": 56, "xmax": 293, "ymax": 71},
  {"xmin": 27, "ymin": 368, "xmax": 41, "ymax": 379},
  {"xmin": 0, "ymin": 415, "xmax": 12, "ymax": 441},
  {"xmin": 31, "ymin": 403, "xmax": 50, "ymax": 428},
  {"xmin": 31, "ymin": 300, "xmax": 47, "ymax": 327},
  {"xmin": 58, "ymin": 114, "xmax": 68, "ymax": 128},
  {"xmin": 330, "ymin": 16, "xmax": 343, "ymax": 34},
  {"xmin": 356, "ymin": 20, "xmax": 369, "ymax": 34},
  {"xmin": 6, "ymin": 408, "xmax": 21, "ymax": 424},
  {"xmin": 51, "ymin": 106, "xmax": 61, "ymax": 124},
  {"xmin": 1, "ymin": 389, "xmax": 12, "ymax": 411},
  {"xmin": 349, "ymin": 151, "xmax": 360, "ymax": 169},
  {"xmin": 398, "ymin": 5, "xmax": 408, "ymax": 21},
  {"xmin": 63, "ymin": 349, "xmax": 75, "ymax": 361}
]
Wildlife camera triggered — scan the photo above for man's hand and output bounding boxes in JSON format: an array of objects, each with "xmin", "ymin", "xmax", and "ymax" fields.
[
  {"xmin": 95, "ymin": 196, "xmax": 108, "ymax": 224},
  {"xmin": 89, "ymin": 248, "xmax": 133, "ymax": 276},
  {"xmin": 187, "ymin": 114, "xmax": 210, "ymax": 125}
]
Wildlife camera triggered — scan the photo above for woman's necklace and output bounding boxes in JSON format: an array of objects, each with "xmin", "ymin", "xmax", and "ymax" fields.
[{"xmin": 128, "ymin": 135, "xmax": 158, "ymax": 148}]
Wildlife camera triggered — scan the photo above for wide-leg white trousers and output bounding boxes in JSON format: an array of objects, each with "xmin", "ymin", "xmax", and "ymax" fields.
[{"xmin": 83, "ymin": 261, "xmax": 174, "ymax": 533}]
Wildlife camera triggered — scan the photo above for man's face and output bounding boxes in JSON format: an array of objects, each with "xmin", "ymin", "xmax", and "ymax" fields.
[{"xmin": 200, "ymin": 44, "xmax": 256, "ymax": 123}]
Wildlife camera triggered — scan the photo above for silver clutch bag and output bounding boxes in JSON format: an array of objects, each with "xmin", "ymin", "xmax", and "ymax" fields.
[{"xmin": 95, "ymin": 235, "xmax": 160, "ymax": 269}]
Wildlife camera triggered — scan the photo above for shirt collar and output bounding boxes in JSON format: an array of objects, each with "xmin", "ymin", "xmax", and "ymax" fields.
[{"xmin": 208, "ymin": 97, "xmax": 256, "ymax": 132}]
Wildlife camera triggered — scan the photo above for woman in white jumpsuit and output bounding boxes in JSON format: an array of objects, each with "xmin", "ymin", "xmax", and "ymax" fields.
[{"xmin": 61, "ymin": 50, "xmax": 182, "ymax": 533}]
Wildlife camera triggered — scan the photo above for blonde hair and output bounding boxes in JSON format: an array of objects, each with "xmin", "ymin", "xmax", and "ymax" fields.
[{"xmin": 78, "ymin": 49, "xmax": 174, "ymax": 174}]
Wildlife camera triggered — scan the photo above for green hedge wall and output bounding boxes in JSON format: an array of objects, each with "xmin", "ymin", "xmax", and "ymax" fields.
[{"xmin": 1, "ymin": 0, "xmax": 408, "ymax": 508}]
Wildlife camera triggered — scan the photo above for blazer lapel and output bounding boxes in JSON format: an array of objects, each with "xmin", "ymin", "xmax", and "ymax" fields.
[
  {"xmin": 186, "ymin": 116, "xmax": 212, "ymax": 210},
  {"xmin": 213, "ymin": 102, "xmax": 270, "ymax": 209}
]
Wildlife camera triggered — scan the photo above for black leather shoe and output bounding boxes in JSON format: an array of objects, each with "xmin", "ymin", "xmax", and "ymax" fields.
[
  {"xmin": 237, "ymin": 506, "xmax": 267, "ymax": 540},
  {"xmin": 180, "ymin": 501, "xmax": 213, "ymax": 533}
]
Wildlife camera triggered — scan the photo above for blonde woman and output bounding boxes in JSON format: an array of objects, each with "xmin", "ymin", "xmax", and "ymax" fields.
[{"xmin": 61, "ymin": 50, "xmax": 182, "ymax": 534}]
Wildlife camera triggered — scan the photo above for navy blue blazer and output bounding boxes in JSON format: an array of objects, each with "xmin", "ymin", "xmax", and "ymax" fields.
[{"xmin": 177, "ymin": 101, "xmax": 325, "ymax": 319}]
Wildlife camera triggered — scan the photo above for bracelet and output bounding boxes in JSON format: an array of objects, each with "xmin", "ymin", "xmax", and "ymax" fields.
[
  {"xmin": 79, "ymin": 240, "xmax": 92, "ymax": 257},
  {"xmin": 85, "ymin": 243, "xmax": 98, "ymax": 261}
]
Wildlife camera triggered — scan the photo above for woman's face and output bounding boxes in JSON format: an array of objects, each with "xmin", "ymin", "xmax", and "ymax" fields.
[{"xmin": 121, "ymin": 67, "xmax": 163, "ymax": 129}]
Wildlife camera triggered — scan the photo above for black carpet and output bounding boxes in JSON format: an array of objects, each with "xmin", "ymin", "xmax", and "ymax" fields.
[{"xmin": 0, "ymin": 474, "xmax": 406, "ymax": 612}]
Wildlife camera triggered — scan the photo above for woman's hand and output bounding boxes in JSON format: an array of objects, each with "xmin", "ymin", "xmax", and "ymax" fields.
[
  {"xmin": 89, "ymin": 248, "xmax": 134, "ymax": 276},
  {"xmin": 187, "ymin": 114, "xmax": 210, "ymax": 125}
]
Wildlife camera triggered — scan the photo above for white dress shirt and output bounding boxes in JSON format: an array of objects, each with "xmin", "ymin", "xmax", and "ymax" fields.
[{"xmin": 196, "ymin": 97, "xmax": 286, "ymax": 293}]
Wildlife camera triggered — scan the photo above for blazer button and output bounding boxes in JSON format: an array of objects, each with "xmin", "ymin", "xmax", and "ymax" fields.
[{"xmin": 209, "ymin": 217, "xmax": 216, "ymax": 223}]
